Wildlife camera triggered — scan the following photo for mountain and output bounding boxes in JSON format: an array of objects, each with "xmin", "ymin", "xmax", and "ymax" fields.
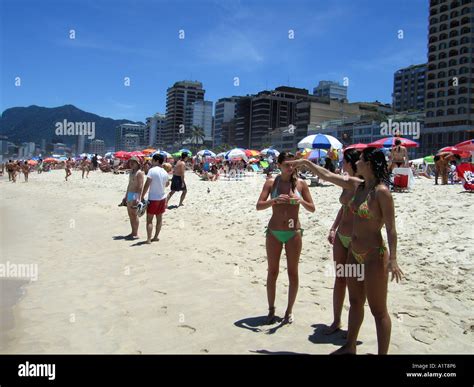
[{"xmin": 0, "ymin": 105, "xmax": 143, "ymax": 146}]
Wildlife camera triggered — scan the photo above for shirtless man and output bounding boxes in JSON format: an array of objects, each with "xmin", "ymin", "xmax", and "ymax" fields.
[
  {"xmin": 167, "ymin": 152, "xmax": 188, "ymax": 206},
  {"xmin": 21, "ymin": 161, "xmax": 29, "ymax": 182},
  {"xmin": 65, "ymin": 157, "xmax": 73, "ymax": 181},
  {"xmin": 389, "ymin": 139, "xmax": 408, "ymax": 172},
  {"xmin": 6, "ymin": 160, "xmax": 14, "ymax": 181},
  {"xmin": 120, "ymin": 156, "xmax": 145, "ymax": 239},
  {"xmin": 11, "ymin": 161, "xmax": 19, "ymax": 183},
  {"xmin": 80, "ymin": 156, "xmax": 90, "ymax": 179}
]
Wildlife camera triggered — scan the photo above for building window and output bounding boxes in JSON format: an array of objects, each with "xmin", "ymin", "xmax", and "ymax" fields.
[
  {"xmin": 458, "ymin": 107, "xmax": 467, "ymax": 114},
  {"xmin": 447, "ymin": 108, "xmax": 456, "ymax": 115},
  {"xmin": 436, "ymin": 110, "xmax": 445, "ymax": 116}
]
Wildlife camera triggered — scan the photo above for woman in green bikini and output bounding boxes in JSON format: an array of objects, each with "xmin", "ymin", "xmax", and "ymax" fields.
[
  {"xmin": 256, "ymin": 152, "xmax": 315, "ymax": 325},
  {"xmin": 289, "ymin": 148, "xmax": 403, "ymax": 354},
  {"xmin": 325, "ymin": 149, "xmax": 361, "ymax": 335}
]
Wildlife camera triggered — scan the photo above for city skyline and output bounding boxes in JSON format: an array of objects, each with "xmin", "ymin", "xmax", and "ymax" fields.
[{"xmin": 1, "ymin": 0, "xmax": 428, "ymax": 122}]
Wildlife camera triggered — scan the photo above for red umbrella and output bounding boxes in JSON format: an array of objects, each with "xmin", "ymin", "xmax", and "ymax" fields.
[
  {"xmin": 114, "ymin": 151, "xmax": 130, "ymax": 160},
  {"xmin": 437, "ymin": 147, "xmax": 470, "ymax": 158},
  {"xmin": 368, "ymin": 137, "xmax": 419, "ymax": 148},
  {"xmin": 344, "ymin": 143, "xmax": 368, "ymax": 151},
  {"xmin": 454, "ymin": 139, "xmax": 474, "ymax": 152}
]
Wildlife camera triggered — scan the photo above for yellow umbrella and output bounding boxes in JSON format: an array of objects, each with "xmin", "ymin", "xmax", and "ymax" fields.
[{"xmin": 142, "ymin": 148, "xmax": 156, "ymax": 155}]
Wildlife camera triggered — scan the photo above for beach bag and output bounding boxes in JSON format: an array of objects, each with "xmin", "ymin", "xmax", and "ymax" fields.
[{"xmin": 394, "ymin": 174, "xmax": 408, "ymax": 188}]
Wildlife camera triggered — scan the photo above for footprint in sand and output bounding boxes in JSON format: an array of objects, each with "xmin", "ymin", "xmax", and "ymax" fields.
[
  {"xmin": 411, "ymin": 328, "xmax": 437, "ymax": 345},
  {"xmin": 178, "ymin": 325, "xmax": 197, "ymax": 334}
]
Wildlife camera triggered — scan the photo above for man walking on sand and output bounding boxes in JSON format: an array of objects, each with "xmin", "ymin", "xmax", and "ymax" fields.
[
  {"xmin": 141, "ymin": 153, "xmax": 169, "ymax": 244},
  {"xmin": 120, "ymin": 156, "xmax": 145, "ymax": 239},
  {"xmin": 167, "ymin": 152, "xmax": 188, "ymax": 206}
]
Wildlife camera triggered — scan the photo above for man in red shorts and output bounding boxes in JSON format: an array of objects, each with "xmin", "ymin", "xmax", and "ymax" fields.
[{"xmin": 141, "ymin": 153, "xmax": 170, "ymax": 244}]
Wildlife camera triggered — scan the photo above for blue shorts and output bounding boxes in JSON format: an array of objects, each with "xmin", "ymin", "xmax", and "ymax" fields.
[{"xmin": 127, "ymin": 192, "xmax": 140, "ymax": 202}]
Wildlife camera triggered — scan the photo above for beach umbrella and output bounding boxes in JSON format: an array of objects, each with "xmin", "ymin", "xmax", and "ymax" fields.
[
  {"xmin": 305, "ymin": 149, "xmax": 328, "ymax": 160},
  {"xmin": 27, "ymin": 160, "xmax": 38, "ymax": 166},
  {"xmin": 454, "ymin": 139, "xmax": 474, "ymax": 152},
  {"xmin": 104, "ymin": 152, "xmax": 114, "ymax": 159},
  {"xmin": 215, "ymin": 152, "xmax": 226, "ymax": 159},
  {"xmin": 368, "ymin": 137, "xmax": 419, "ymax": 148},
  {"xmin": 423, "ymin": 155, "xmax": 435, "ymax": 164},
  {"xmin": 245, "ymin": 149, "xmax": 261, "ymax": 157},
  {"xmin": 43, "ymin": 157, "xmax": 58, "ymax": 163},
  {"xmin": 225, "ymin": 148, "xmax": 248, "ymax": 161},
  {"xmin": 197, "ymin": 150, "xmax": 216, "ymax": 158},
  {"xmin": 261, "ymin": 148, "xmax": 280, "ymax": 157},
  {"xmin": 114, "ymin": 151, "xmax": 131, "ymax": 160},
  {"xmin": 438, "ymin": 146, "xmax": 470, "ymax": 158},
  {"xmin": 344, "ymin": 143, "xmax": 368, "ymax": 151},
  {"xmin": 58, "ymin": 156, "xmax": 68, "ymax": 161},
  {"xmin": 297, "ymin": 134, "xmax": 343, "ymax": 150},
  {"xmin": 179, "ymin": 148, "xmax": 192, "ymax": 156},
  {"xmin": 248, "ymin": 158, "xmax": 260, "ymax": 163},
  {"xmin": 142, "ymin": 148, "xmax": 156, "ymax": 155}
]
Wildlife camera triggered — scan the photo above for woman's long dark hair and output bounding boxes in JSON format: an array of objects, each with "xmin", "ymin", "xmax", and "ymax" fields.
[
  {"xmin": 343, "ymin": 149, "xmax": 361, "ymax": 174},
  {"xmin": 277, "ymin": 151, "xmax": 297, "ymax": 192},
  {"xmin": 361, "ymin": 147, "xmax": 391, "ymax": 186}
]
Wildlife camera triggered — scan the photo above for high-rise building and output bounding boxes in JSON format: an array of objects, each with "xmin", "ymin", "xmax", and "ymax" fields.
[
  {"xmin": 123, "ymin": 133, "xmax": 140, "ymax": 151},
  {"xmin": 145, "ymin": 113, "xmax": 166, "ymax": 148},
  {"xmin": 186, "ymin": 100, "xmax": 213, "ymax": 142},
  {"xmin": 164, "ymin": 81, "xmax": 205, "ymax": 147},
  {"xmin": 313, "ymin": 81, "xmax": 348, "ymax": 101},
  {"xmin": 88, "ymin": 139, "xmax": 105, "ymax": 155},
  {"xmin": 214, "ymin": 97, "xmax": 240, "ymax": 146},
  {"xmin": 424, "ymin": 0, "xmax": 474, "ymax": 156},
  {"xmin": 76, "ymin": 135, "xmax": 86, "ymax": 155},
  {"xmin": 234, "ymin": 86, "xmax": 308, "ymax": 149},
  {"xmin": 392, "ymin": 64, "xmax": 427, "ymax": 112},
  {"xmin": 115, "ymin": 123, "xmax": 147, "ymax": 151}
]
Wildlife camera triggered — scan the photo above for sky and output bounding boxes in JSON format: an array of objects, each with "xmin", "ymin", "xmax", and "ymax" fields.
[{"xmin": 1, "ymin": 0, "xmax": 429, "ymax": 122}]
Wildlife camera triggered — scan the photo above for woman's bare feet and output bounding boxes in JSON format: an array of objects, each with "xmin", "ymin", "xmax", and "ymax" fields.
[
  {"xmin": 330, "ymin": 344, "xmax": 356, "ymax": 355},
  {"xmin": 151, "ymin": 237, "xmax": 160, "ymax": 242},
  {"xmin": 324, "ymin": 321, "xmax": 341, "ymax": 335},
  {"xmin": 282, "ymin": 311, "xmax": 294, "ymax": 325},
  {"xmin": 265, "ymin": 307, "xmax": 276, "ymax": 325}
]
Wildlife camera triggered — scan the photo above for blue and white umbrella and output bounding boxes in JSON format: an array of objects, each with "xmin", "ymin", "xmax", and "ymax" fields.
[
  {"xmin": 261, "ymin": 148, "xmax": 280, "ymax": 157},
  {"xmin": 104, "ymin": 152, "xmax": 114, "ymax": 159},
  {"xmin": 306, "ymin": 149, "xmax": 328, "ymax": 160},
  {"xmin": 152, "ymin": 150, "xmax": 172, "ymax": 159},
  {"xmin": 197, "ymin": 150, "xmax": 216, "ymax": 158},
  {"xmin": 298, "ymin": 134, "xmax": 343, "ymax": 150},
  {"xmin": 179, "ymin": 148, "xmax": 192, "ymax": 154},
  {"xmin": 225, "ymin": 148, "xmax": 248, "ymax": 161}
]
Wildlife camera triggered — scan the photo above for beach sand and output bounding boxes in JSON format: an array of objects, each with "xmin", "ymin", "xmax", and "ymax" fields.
[{"xmin": 0, "ymin": 169, "xmax": 472, "ymax": 354}]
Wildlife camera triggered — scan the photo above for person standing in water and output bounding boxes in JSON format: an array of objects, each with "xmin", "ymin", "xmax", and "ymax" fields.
[
  {"xmin": 167, "ymin": 152, "xmax": 188, "ymax": 207},
  {"xmin": 289, "ymin": 148, "xmax": 403, "ymax": 355},
  {"xmin": 325, "ymin": 149, "xmax": 361, "ymax": 334},
  {"xmin": 256, "ymin": 152, "xmax": 315, "ymax": 325}
]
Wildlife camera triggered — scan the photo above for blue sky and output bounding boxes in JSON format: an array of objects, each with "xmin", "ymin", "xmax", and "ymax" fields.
[{"xmin": 1, "ymin": 0, "xmax": 428, "ymax": 122}]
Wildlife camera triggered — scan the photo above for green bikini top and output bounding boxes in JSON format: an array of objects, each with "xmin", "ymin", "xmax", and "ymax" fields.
[{"xmin": 349, "ymin": 189, "xmax": 376, "ymax": 220}]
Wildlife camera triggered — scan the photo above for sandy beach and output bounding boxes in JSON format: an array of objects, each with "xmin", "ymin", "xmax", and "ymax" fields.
[{"xmin": 0, "ymin": 169, "xmax": 473, "ymax": 354}]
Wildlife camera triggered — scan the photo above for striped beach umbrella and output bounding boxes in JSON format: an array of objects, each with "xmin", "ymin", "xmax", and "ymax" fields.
[
  {"xmin": 225, "ymin": 148, "xmax": 248, "ymax": 161},
  {"xmin": 297, "ymin": 134, "xmax": 343, "ymax": 150},
  {"xmin": 197, "ymin": 150, "xmax": 216, "ymax": 157}
]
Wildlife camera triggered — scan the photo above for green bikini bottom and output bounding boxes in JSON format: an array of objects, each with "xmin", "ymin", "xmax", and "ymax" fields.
[
  {"xmin": 265, "ymin": 227, "xmax": 304, "ymax": 244},
  {"xmin": 337, "ymin": 232, "xmax": 352, "ymax": 249}
]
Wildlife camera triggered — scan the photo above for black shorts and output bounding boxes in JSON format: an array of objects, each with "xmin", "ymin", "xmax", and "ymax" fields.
[{"xmin": 171, "ymin": 175, "xmax": 186, "ymax": 191}]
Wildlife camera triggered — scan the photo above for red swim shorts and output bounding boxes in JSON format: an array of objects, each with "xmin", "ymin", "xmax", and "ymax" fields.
[{"xmin": 147, "ymin": 199, "xmax": 166, "ymax": 215}]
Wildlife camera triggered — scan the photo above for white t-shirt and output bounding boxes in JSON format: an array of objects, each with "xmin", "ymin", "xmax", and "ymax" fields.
[{"xmin": 147, "ymin": 166, "xmax": 169, "ymax": 201}]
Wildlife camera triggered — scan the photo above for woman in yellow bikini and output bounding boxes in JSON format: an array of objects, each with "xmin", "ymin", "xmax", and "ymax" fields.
[
  {"xmin": 325, "ymin": 149, "xmax": 361, "ymax": 335},
  {"xmin": 289, "ymin": 147, "xmax": 403, "ymax": 354},
  {"xmin": 256, "ymin": 152, "xmax": 315, "ymax": 325}
]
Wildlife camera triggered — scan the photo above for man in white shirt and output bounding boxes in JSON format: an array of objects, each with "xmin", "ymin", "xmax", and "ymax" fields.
[{"xmin": 141, "ymin": 153, "xmax": 170, "ymax": 244}]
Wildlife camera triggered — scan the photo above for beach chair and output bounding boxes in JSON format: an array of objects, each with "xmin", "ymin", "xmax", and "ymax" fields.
[
  {"xmin": 250, "ymin": 164, "xmax": 260, "ymax": 173},
  {"xmin": 392, "ymin": 167, "xmax": 414, "ymax": 192},
  {"xmin": 456, "ymin": 163, "xmax": 474, "ymax": 192}
]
